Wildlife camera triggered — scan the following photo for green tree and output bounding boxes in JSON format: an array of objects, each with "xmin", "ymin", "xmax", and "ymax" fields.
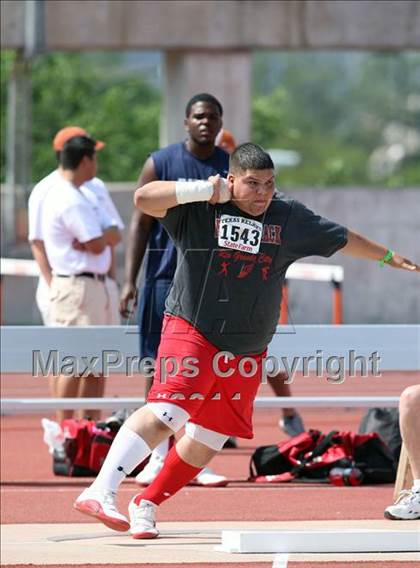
[
  {"xmin": 2, "ymin": 50, "xmax": 419, "ymax": 187},
  {"xmin": 252, "ymin": 51, "xmax": 420, "ymax": 188},
  {"xmin": 1, "ymin": 51, "xmax": 161, "ymax": 183},
  {"xmin": 31, "ymin": 52, "xmax": 160, "ymax": 181}
]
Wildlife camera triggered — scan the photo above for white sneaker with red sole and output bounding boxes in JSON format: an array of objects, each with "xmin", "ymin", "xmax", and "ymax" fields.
[
  {"xmin": 189, "ymin": 467, "xmax": 229, "ymax": 487},
  {"xmin": 135, "ymin": 454, "xmax": 165, "ymax": 486},
  {"xmin": 129, "ymin": 498, "xmax": 159, "ymax": 539},
  {"xmin": 74, "ymin": 487, "xmax": 130, "ymax": 532}
]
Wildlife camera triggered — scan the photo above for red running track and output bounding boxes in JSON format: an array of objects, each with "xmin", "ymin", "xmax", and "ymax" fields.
[
  {"xmin": 2, "ymin": 371, "xmax": 418, "ymax": 525},
  {"xmin": 1, "ymin": 371, "xmax": 419, "ymax": 568}
]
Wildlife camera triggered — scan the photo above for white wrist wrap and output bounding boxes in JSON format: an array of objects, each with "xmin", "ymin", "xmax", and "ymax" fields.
[{"xmin": 175, "ymin": 180, "xmax": 214, "ymax": 204}]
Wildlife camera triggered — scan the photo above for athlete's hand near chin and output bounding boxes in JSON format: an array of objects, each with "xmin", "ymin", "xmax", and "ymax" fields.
[{"xmin": 208, "ymin": 174, "xmax": 231, "ymax": 205}]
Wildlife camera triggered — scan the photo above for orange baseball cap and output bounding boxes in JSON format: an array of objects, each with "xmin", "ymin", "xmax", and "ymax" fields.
[{"xmin": 53, "ymin": 126, "xmax": 105, "ymax": 151}]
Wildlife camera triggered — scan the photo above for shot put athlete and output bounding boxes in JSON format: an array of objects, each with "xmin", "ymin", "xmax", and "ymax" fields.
[{"xmin": 75, "ymin": 143, "xmax": 419, "ymax": 538}]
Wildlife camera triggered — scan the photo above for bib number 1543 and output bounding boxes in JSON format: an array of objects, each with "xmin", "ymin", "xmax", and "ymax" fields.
[{"xmin": 218, "ymin": 215, "xmax": 263, "ymax": 254}]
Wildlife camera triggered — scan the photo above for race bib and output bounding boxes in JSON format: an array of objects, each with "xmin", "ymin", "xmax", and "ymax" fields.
[{"xmin": 218, "ymin": 215, "xmax": 263, "ymax": 254}]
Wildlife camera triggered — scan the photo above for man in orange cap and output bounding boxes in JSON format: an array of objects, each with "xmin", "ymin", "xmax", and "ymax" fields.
[
  {"xmin": 51, "ymin": 127, "xmax": 123, "ymax": 326},
  {"xmin": 28, "ymin": 127, "xmax": 123, "ymax": 420},
  {"xmin": 52, "ymin": 126, "xmax": 106, "ymax": 152}
]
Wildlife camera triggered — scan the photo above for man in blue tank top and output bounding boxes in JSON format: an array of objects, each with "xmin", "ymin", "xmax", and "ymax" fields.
[{"xmin": 120, "ymin": 93, "xmax": 230, "ymax": 487}]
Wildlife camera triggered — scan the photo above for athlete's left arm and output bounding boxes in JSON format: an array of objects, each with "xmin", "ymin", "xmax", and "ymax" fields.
[{"xmin": 341, "ymin": 229, "xmax": 420, "ymax": 272}]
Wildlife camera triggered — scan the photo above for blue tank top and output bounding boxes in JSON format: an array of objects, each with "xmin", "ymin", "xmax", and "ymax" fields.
[{"xmin": 145, "ymin": 141, "xmax": 230, "ymax": 281}]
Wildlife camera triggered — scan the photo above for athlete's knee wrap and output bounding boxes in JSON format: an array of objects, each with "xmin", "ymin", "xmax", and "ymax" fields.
[
  {"xmin": 146, "ymin": 402, "xmax": 190, "ymax": 433},
  {"xmin": 185, "ymin": 422, "xmax": 229, "ymax": 451}
]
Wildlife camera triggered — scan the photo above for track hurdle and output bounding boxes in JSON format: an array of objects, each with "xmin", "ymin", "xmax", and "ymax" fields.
[{"xmin": 279, "ymin": 262, "xmax": 344, "ymax": 325}]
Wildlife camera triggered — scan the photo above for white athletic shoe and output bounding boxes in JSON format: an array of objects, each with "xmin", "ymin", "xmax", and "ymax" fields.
[
  {"xmin": 136, "ymin": 456, "xmax": 228, "ymax": 488},
  {"xmin": 129, "ymin": 498, "xmax": 159, "ymax": 539},
  {"xmin": 135, "ymin": 454, "xmax": 165, "ymax": 486},
  {"xmin": 384, "ymin": 489, "xmax": 420, "ymax": 520},
  {"xmin": 279, "ymin": 412, "xmax": 305, "ymax": 437},
  {"xmin": 190, "ymin": 467, "xmax": 229, "ymax": 487},
  {"xmin": 74, "ymin": 487, "xmax": 130, "ymax": 531}
]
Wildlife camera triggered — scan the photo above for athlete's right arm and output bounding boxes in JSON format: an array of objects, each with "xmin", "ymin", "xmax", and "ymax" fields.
[
  {"xmin": 134, "ymin": 175, "xmax": 224, "ymax": 218},
  {"xmin": 134, "ymin": 181, "xmax": 181, "ymax": 218},
  {"xmin": 120, "ymin": 157, "xmax": 156, "ymax": 318}
]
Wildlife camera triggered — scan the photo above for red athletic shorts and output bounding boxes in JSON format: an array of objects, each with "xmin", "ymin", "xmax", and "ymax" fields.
[{"xmin": 147, "ymin": 315, "xmax": 266, "ymax": 439}]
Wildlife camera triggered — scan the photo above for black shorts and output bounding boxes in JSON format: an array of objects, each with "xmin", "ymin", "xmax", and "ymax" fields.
[{"xmin": 137, "ymin": 278, "xmax": 172, "ymax": 359}]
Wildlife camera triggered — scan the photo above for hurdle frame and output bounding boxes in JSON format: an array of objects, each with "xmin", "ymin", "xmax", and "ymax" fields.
[{"xmin": 279, "ymin": 262, "xmax": 344, "ymax": 325}]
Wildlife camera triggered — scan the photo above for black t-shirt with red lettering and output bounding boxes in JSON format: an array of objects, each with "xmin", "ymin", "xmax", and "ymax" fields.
[{"xmin": 161, "ymin": 192, "xmax": 347, "ymax": 355}]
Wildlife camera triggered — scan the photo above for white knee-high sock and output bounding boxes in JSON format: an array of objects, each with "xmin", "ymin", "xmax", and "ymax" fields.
[
  {"xmin": 91, "ymin": 425, "xmax": 151, "ymax": 492},
  {"xmin": 152, "ymin": 438, "xmax": 170, "ymax": 460}
]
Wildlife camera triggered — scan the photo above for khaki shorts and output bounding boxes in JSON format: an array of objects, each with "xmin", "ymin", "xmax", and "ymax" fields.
[
  {"xmin": 49, "ymin": 275, "xmax": 109, "ymax": 326},
  {"xmin": 36, "ymin": 277, "xmax": 52, "ymax": 326}
]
